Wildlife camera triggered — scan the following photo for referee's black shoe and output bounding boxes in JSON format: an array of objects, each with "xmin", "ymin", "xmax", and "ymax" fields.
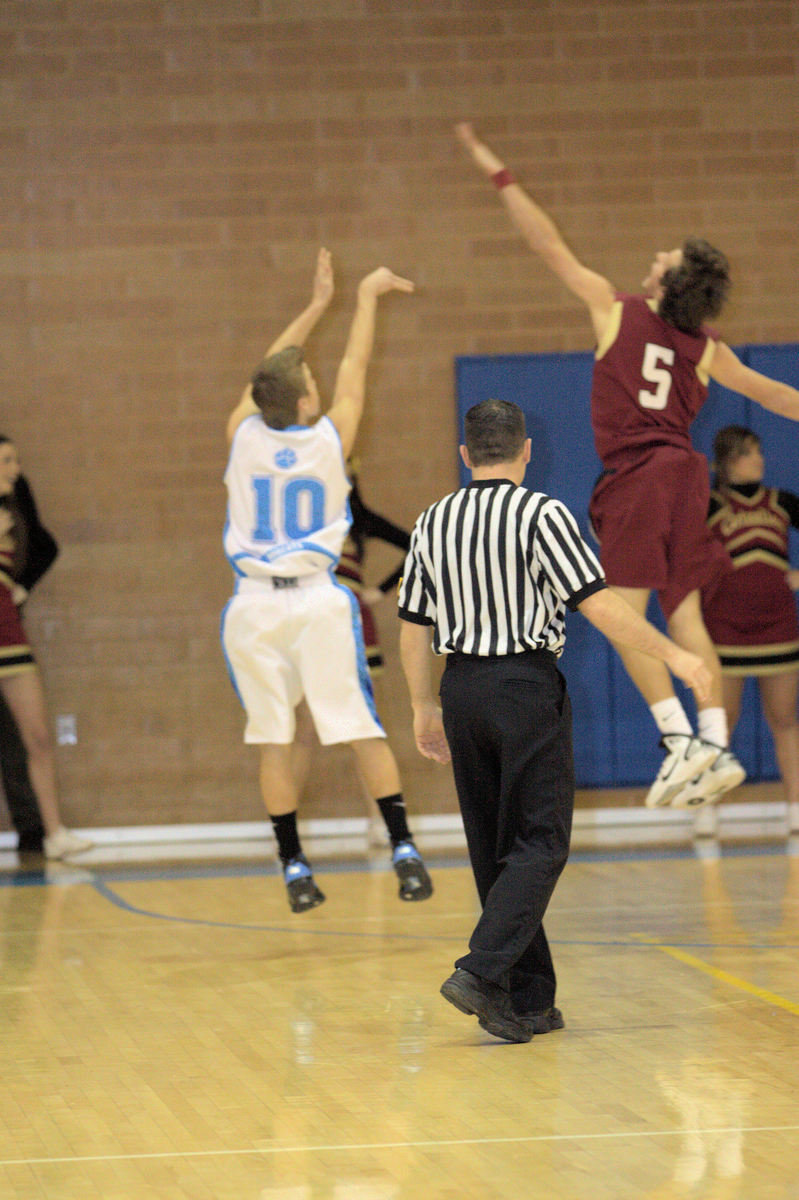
[
  {"xmin": 392, "ymin": 841, "xmax": 433, "ymax": 901},
  {"xmin": 283, "ymin": 855, "xmax": 326, "ymax": 913},
  {"xmin": 440, "ymin": 969, "xmax": 534, "ymax": 1043},
  {"xmin": 491, "ymin": 1005, "xmax": 564, "ymax": 1036}
]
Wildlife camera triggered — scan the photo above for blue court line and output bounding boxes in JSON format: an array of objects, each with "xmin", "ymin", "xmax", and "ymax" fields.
[
  {"xmin": 89, "ymin": 875, "xmax": 460, "ymax": 942},
  {"xmin": 1, "ymin": 850, "xmax": 796, "ymax": 949},
  {"xmin": 88, "ymin": 876, "xmax": 799, "ymax": 949}
]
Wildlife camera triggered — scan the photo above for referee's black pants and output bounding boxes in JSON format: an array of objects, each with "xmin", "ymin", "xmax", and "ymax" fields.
[{"xmin": 440, "ymin": 649, "xmax": 574, "ymax": 1014}]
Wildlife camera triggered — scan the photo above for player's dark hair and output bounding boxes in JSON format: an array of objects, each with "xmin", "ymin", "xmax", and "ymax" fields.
[
  {"xmin": 0, "ymin": 434, "xmax": 26, "ymax": 575},
  {"xmin": 464, "ymin": 399, "xmax": 526, "ymax": 466},
  {"xmin": 712, "ymin": 424, "xmax": 761, "ymax": 486},
  {"xmin": 658, "ymin": 237, "xmax": 731, "ymax": 335},
  {"xmin": 250, "ymin": 346, "xmax": 308, "ymax": 430}
]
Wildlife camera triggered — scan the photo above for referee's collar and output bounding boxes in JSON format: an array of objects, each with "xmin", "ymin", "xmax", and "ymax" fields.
[{"xmin": 466, "ymin": 478, "xmax": 518, "ymax": 489}]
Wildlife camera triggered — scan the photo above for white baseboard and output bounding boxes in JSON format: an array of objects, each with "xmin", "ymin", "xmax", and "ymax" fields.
[{"xmin": 1, "ymin": 799, "xmax": 795, "ymax": 867}]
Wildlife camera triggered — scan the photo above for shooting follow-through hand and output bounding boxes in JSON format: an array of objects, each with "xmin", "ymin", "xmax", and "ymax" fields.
[
  {"xmin": 358, "ymin": 267, "xmax": 415, "ymax": 299},
  {"xmin": 312, "ymin": 247, "xmax": 334, "ymax": 308}
]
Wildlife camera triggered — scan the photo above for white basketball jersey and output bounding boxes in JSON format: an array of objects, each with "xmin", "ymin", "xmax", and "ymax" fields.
[{"xmin": 224, "ymin": 414, "xmax": 351, "ymax": 580}]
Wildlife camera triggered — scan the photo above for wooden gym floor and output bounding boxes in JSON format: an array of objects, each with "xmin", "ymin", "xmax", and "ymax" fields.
[{"xmin": 1, "ymin": 837, "xmax": 798, "ymax": 1199}]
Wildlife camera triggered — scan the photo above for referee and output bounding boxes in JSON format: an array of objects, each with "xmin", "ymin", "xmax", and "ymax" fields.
[{"xmin": 398, "ymin": 399, "xmax": 712, "ymax": 1043}]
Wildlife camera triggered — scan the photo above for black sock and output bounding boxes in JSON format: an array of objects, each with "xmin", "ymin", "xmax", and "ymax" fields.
[
  {"xmin": 271, "ymin": 811, "xmax": 302, "ymax": 865},
  {"xmin": 376, "ymin": 793, "xmax": 412, "ymax": 848}
]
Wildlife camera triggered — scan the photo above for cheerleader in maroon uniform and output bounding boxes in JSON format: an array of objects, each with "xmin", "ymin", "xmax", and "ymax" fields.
[
  {"xmin": 702, "ymin": 426, "xmax": 799, "ymax": 832},
  {"xmin": 0, "ymin": 436, "xmax": 91, "ymax": 859}
]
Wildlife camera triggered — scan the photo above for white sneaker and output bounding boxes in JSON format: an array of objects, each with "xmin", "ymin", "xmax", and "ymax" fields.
[
  {"xmin": 43, "ymin": 827, "xmax": 93, "ymax": 860},
  {"xmin": 644, "ymin": 735, "xmax": 720, "ymax": 809},
  {"xmin": 670, "ymin": 748, "xmax": 746, "ymax": 809}
]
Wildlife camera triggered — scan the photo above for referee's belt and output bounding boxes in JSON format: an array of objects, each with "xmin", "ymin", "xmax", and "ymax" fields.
[{"xmin": 236, "ymin": 572, "xmax": 330, "ymax": 594}]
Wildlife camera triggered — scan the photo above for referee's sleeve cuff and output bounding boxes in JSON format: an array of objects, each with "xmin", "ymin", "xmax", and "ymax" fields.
[
  {"xmin": 566, "ymin": 578, "xmax": 607, "ymax": 612},
  {"xmin": 398, "ymin": 608, "xmax": 435, "ymax": 626}
]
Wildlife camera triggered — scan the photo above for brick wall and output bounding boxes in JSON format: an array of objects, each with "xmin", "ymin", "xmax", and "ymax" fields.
[{"xmin": 0, "ymin": 0, "xmax": 797, "ymax": 831}]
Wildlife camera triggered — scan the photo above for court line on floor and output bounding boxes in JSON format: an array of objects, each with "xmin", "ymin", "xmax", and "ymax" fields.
[
  {"xmin": 4, "ymin": 863, "xmax": 798, "ymax": 949},
  {"xmin": 2, "ymin": 1123, "xmax": 798, "ymax": 1168},
  {"xmin": 644, "ymin": 940, "xmax": 799, "ymax": 1016},
  {"xmin": 88, "ymin": 878, "xmax": 799, "ymax": 949},
  {"xmin": 89, "ymin": 876, "xmax": 464, "ymax": 941},
  {"xmin": 3, "ymin": 876, "xmax": 767, "ymax": 952}
]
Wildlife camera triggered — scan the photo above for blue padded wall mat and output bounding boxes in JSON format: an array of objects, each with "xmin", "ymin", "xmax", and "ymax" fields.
[{"xmin": 455, "ymin": 347, "xmax": 799, "ymax": 787}]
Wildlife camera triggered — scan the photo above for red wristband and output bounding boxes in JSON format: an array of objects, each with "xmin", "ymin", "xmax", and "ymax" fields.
[{"xmin": 491, "ymin": 168, "xmax": 516, "ymax": 189}]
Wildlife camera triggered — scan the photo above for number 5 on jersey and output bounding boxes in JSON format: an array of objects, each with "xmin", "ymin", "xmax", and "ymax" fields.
[{"xmin": 639, "ymin": 342, "xmax": 675, "ymax": 410}]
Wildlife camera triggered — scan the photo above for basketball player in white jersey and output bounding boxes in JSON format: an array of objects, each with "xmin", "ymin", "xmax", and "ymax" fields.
[{"xmin": 222, "ymin": 249, "xmax": 433, "ymax": 912}]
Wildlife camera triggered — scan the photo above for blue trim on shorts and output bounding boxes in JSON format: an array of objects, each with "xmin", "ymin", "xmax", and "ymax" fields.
[
  {"xmin": 219, "ymin": 598, "xmax": 245, "ymax": 708},
  {"xmin": 226, "ymin": 542, "xmax": 340, "ymax": 576},
  {"xmin": 331, "ymin": 571, "xmax": 383, "ymax": 730}
]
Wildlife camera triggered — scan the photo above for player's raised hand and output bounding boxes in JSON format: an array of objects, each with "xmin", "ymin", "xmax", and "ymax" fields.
[
  {"xmin": 455, "ymin": 121, "xmax": 478, "ymax": 150},
  {"xmin": 454, "ymin": 121, "xmax": 505, "ymax": 177},
  {"xmin": 312, "ymin": 246, "xmax": 334, "ymax": 308},
  {"xmin": 358, "ymin": 267, "xmax": 415, "ymax": 299}
]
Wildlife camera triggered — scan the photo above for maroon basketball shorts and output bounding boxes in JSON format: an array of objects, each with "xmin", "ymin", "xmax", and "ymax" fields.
[{"xmin": 589, "ymin": 445, "xmax": 731, "ymax": 619}]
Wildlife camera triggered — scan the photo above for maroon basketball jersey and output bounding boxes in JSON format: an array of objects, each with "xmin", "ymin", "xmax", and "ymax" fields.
[{"xmin": 591, "ymin": 294, "xmax": 717, "ymax": 467}]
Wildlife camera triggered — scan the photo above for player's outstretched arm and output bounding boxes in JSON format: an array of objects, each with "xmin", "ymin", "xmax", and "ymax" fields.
[
  {"xmin": 328, "ymin": 267, "xmax": 414, "ymax": 458},
  {"xmin": 264, "ymin": 246, "xmax": 334, "ymax": 358},
  {"xmin": 577, "ymin": 588, "xmax": 713, "ymax": 704},
  {"xmin": 708, "ymin": 341, "xmax": 799, "ymax": 421},
  {"xmin": 226, "ymin": 247, "xmax": 334, "ymax": 443},
  {"xmin": 455, "ymin": 122, "xmax": 615, "ymax": 339}
]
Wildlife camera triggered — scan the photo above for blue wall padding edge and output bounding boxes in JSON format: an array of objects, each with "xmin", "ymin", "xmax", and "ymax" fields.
[{"xmin": 454, "ymin": 346, "xmax": 799, "ymax": 787}]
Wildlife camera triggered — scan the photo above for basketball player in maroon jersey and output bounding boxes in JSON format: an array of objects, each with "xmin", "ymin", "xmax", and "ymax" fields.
[
  {"xmin": 456, "ymin": 122, "xmax": 799, "ymax": 809},
  {"xmin": 702, "ymin": 427, "xmax": 799, "ymax": 831}
]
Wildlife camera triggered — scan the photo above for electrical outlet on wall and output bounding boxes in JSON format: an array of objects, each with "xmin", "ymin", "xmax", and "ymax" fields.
[{"xmin": 55, "ymin": 714, "xmax": 77, "ymax": 746}]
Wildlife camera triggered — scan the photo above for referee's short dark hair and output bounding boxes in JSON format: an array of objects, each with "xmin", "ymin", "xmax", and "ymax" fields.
[{"xmin": 464, "ymin": 399, "xmax": 526, "ymax": 466}]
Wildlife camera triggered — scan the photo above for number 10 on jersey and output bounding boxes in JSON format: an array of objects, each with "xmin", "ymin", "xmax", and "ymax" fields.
[{"xmin": 252, "ymin": 475, "xmax": 326, "ymax": 542}]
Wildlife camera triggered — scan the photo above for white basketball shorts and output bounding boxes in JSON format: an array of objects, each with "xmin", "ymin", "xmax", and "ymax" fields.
[{"xmin": 221, "ymin": 573, "xmax": 386, "ymax": 745}]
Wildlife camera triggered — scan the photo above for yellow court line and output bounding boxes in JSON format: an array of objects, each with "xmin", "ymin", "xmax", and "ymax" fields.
[
  {"xmin": 2, "ymin": 1125, "xmax": 799, "ymax": 1167},
  {"xmin": 653, "ymin": 943, "xmax": 799, "ymax": 1016}
]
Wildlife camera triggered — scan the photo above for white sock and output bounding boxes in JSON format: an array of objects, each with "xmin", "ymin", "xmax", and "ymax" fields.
[
  {"xmin": 698, "ymin": 707, "xmax": 728, "ymax": 748},
  {"xmin": 650, "ymin": 698, "xmax": 693, "ymax": 737}
]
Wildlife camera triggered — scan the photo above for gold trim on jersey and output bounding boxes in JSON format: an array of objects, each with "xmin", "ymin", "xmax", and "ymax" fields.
[
  {"xmin": 722, "ymin": 661, "xmax": 799, "ymax": 677},
  {"xmin": 710, "ymin": 484, "xmax": 767, "ymax": 512},
  {"xmin": 0, "ymin": 642, "xmax": 35, "ymax": 678},
  {"xmin": 696, "ymin": 336, "xmax": 715, "ymax": 386},
  {"xmin": 0, "ymin": 662, "xmax": 35, "ymax": 677},
  {"xmin": 728, "ymin": 546, "xmax": 790, "ymax": 571},
  {"xmin": 595, "ymin": 300, "xmax": 623, "ymax": 360},
  {"xmin": 772, "ymin": 494, "xmax": 790, "ymax": 522},
  {"xmin": 715, "ymin": 639, "xmax": 799, "ymax": 658}
]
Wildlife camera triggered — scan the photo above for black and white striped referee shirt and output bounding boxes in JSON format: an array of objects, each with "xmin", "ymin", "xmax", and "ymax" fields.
[{"xmin": 398, "ymin": 479, "xmax": 606, "ymax": 657}]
